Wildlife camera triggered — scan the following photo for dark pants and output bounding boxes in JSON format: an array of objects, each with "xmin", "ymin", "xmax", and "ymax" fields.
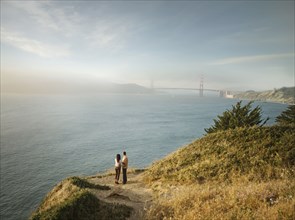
[
  {"xmin": 115, "ymin": 167, "xmax": 121, "ymax": 182},
  {"xmin": 122, "ymin": 168, "xmax": 127, "ymax": 184}
]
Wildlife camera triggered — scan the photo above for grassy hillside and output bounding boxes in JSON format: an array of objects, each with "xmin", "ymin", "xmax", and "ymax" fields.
[
  {"xmin": 30, "ymin": 177, "xmax": 132, "ymax": 220},
  {"xmin": 143, "ymin": 125, "xmax": 295, "ymax": 219},
  {"xmin": 30, "ymin": 125, "xmax": 295, "ymax": 219},
  {"xmin": 234, "ymin": 87, "xmax": 295, "ymax": 104},
  {"xmin": 144, "ymin": 125, "xmax": 294, "ymax": 184}
]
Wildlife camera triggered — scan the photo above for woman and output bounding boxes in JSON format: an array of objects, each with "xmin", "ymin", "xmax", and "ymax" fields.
[{"xmin": 114, "ymin": 154, "xmax": 121, "ymax": 184}]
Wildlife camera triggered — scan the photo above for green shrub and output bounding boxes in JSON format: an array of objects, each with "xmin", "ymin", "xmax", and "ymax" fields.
[
  {"xmin": 276, "ymin": 105, "xmax": 295, "ymax": 125},
  {"xmin": 205, "ymin": 101, "xmax": 269, "ymax": 134}
]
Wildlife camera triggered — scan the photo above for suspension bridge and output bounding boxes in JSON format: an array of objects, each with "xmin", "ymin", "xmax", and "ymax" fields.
[{"xmin": 151, "ymin": 77, "xmax": 233, "ymax": 98}]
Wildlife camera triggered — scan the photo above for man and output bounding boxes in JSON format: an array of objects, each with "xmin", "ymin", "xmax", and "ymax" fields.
[{"xmin": 122, "ymin": 151, "xmax": 128, "ymax": 184}]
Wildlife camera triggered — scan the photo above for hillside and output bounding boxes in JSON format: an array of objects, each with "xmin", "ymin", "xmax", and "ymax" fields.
[
  {"xmin": 30, "ymin": 171, "xmax": 152, "ymax": 220},
  {"xmin": 234, "ymin": 87, "xmax": 295, "ymax": 104},
  {"xmin": 29, "ymin": 177, "xmax": 133, "ymax": 220},
  {"xmin": 30, "ymin": 125, "xmax": 295, "ymax": 220},
  {"xmin": 143, "ymin": 125, "xmax": 294, "ymax": 184},
  {"xmin": 143, "ymin": 125, "xmax": 295, "ymax": 219}
]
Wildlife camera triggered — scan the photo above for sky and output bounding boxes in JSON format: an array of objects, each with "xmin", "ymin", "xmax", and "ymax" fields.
[{"xmin": 1, "ymin": 0, "xmax": 294, "ymax": 92}]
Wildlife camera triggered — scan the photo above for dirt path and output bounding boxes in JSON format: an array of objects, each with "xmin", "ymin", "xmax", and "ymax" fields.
[{"xmin": 87, "ymin": 172, "xmax": 153, "ymax": 220}]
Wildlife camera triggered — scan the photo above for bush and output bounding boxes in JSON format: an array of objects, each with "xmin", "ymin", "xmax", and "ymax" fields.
[
  {"xmin": 205, "ymin": 101, "xmax": 269, "ymax": 134},
  {"xmin": 276, "ymin": 105, "xmax": 295, "ymax": 125}
]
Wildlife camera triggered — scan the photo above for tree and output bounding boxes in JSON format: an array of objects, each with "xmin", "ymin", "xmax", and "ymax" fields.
[
  {"xmin": 275, "ymin": 105, "xmax": 295, "ymax": 125},
  {"xmin": 205, "ymin": 101, "xmax": 269, "ymax": 134}
]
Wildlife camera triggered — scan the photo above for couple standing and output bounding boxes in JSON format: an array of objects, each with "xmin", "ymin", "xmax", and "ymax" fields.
[{"xmin": 114, "ymin": 151, "xmax": 128, "ymax": 184}]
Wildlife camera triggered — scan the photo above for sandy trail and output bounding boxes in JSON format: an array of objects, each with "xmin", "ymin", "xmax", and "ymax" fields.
[{"xmin": 87, "ymin": 171, "xmax": 153, "ymax": 220}]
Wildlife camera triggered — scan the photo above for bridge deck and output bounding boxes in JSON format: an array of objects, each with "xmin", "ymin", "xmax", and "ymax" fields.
[{"xmin": 154, "ymin": 88, "xmax": 221, "ymax": 92}]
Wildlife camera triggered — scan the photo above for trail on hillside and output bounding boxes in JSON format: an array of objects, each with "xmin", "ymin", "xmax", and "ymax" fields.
[{"xmin": 87, "ymin": 172, "xmax": 153, "ymax": 220}]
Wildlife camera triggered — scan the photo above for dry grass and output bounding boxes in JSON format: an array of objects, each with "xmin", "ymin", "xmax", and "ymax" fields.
[
  {"xmin": 30, "ymin": 177, "xmax": 132, "ymax": 220},
  {"xmin": 143, "ymin": 125, "xmax": 295, "ymax": 219},
  {"xmin": 144, "ymin": 125, "xmax": 295, "ymax": 185},
  {"xmin": 145, "ymin": 179, "xmax": 295, "ymax": 220},
  {"xmin": 33, "ymin": 177, "xmax": 82, "ymax": 214}
]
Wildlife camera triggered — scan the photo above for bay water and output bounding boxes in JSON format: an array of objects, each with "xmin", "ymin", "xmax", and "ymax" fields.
[{"xmin": 0, "ymin": 93, "xmax": 288, "ymax": 219}]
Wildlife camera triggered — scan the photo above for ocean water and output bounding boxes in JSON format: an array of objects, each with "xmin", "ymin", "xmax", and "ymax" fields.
[{"xmin": 0, "ymin": 93, "xmax": 288, "ymax": 219}]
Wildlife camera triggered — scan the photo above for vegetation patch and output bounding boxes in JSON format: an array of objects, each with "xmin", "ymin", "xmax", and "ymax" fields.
[
  {"xmin": 30, "ymin": 177, "xmax": 132, "ymax": 220},
  {"xmin": 145, "ymin": 180, "xmax": 295, "ymax": 220},
  {"xmin": 143, "ymin": 103, "xmax": 295, "ymax": 219},
  {"xmin": 144, "ymin": 125, "xmax": 295, "ymax": 184},
  {"xmin": 31, "ymin": 191, "xmax": 132, "ymax": 220},
  {"xmin": 143, "ymin": 125, "xmax": 295, "ymax": 219},
  {"xmin": 276, "ymin": 105, "xmax": 295, "ymax": 126},
  {"xmin": 70, "ymin": 176, "xmax": 110, "ymax": 190},
  {"xmin": 204, "ymin": 101, "xmax": 269, "ymax": 134}
]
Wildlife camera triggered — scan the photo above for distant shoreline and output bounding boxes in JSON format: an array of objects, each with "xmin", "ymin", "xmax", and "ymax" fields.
[
  {"xmin": 233, "ymin": 86, "xmax": 295, "ymax": 106},
  {"xmin": 233, "ymin": 97, "xmax": 294, "ymax": 105}
]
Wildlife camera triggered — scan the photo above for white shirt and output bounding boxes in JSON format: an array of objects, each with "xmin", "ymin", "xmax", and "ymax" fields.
[{"xmin": 115, "ymin": 159, "xmax": 121, "ymax": 168}]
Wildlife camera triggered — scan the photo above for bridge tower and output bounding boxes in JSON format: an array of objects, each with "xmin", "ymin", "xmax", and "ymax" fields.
[{"xmin": 199, "ymin": 75, "xmax": 204, "ymax": 97}]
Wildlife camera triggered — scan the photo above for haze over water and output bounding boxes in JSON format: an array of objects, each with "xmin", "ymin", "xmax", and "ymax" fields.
[{"xmin": 0, "ymin": 93, "xmax": 288, "ymax": 219}]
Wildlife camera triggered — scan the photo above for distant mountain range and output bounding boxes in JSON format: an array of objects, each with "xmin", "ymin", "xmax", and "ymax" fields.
[
  {"xmin": 2, "ymin": 80, "xmax": 154, "ymax": 94},
  {"xmin": 234, "ymin": 87, "xmax": 295, "ymax": 104},
  {"xmin": 82, "ymin": 82, "xmax": 154, "ymax": 94}
]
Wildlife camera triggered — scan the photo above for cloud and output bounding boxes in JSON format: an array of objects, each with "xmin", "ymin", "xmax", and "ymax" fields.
[
  {"xmin": 3, "ymin": 1, "xmax": 135, "ymax": 53},
  {"xmin": 211, "ymin": 53, "xmax": 294, "ymax": 65},
  {"xmin": 1, "ymin": 28, "xmax": 70, "ymax": 58},
  {"xmin": 6, "ymin": 1, "xmax": 81, "ymax": 36},
  {"xmin": 86, "ymin": 20, "xmax": 131, "ymax": 51},
  {"xmin": 7, "ymin": 1, "xmax": 60, "ymax": 31}
]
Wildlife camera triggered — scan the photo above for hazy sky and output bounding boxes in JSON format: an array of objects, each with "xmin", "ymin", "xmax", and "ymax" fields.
[{"xmin": 1, "ymin": 0, "xmax": 294, "ymax": 92}]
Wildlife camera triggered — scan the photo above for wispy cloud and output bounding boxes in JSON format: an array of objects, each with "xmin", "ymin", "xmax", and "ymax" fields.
[
  {"xmin": 4, "ymin": 1, "xmax": 135, "ymax": 53},
  {"xmin": 211, "ymin": 53, "xmax": 294, "ymax": 65},
  {"xmin": 6, "ymin": 1, "xmax": 81, "ymax": 36},
  {"xmin": 86, "ymin": 20, "xmax": 132, "ymax": 52},
  {"xmin": 1, "ymin": 28, "xmax": 70, "ymax": 58},
  {"xmin": 8, "ymin": 1, "xmax": 60, "ymax": 31}
]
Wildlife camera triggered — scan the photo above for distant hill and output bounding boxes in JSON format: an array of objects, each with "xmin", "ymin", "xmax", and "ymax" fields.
[
  {"xmin": 234, "ymin": 87, "xmax": 295, "ymax": 104},
  {"xmin": 104, "ymin": 83, "xmax": 154, "ymax": 94},
  {"xmin": 2, "ymin": 80, "xmax": 154, "ymax": 94}
]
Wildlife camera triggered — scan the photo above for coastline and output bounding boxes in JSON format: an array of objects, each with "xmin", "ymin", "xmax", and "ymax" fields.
[
  {"xmin": 232, "ymin": 87, "xmax": 295, "ymax": 105},
  {"xmin": 233, "ymin": 97, "xmax": 294, "ymax": 105},
  {"xmin": 29, "ymin": 125, "xmax": 295, "ymax": 220}
]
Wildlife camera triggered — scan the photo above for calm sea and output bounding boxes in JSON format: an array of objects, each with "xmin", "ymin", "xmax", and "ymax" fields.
[{"xmin": 0, "ymin": 93, "xmax": 288, "ymax": 219}]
